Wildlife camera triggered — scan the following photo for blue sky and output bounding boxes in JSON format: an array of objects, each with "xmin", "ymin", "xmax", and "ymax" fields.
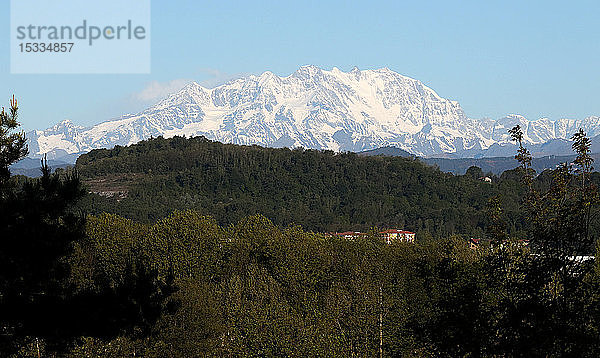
[{"xmin": 2, "ymin": 0, "xmax": 600, "ymax": 131}]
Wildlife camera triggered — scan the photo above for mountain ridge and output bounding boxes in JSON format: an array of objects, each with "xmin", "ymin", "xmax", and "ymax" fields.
[{"xmin": 24, "ymin": 65, "xmax": 600, "ymax": 162}]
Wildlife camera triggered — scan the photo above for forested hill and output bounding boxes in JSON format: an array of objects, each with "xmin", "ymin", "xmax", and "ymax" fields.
[{"xmin": 75, "ymin": 136, "xmax": 526, "ymax": 236}]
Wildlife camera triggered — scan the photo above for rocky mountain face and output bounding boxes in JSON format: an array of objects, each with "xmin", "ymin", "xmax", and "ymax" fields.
[{"xmin": 24, "ymin": 65, "xmax": 600, "ymax": 162}]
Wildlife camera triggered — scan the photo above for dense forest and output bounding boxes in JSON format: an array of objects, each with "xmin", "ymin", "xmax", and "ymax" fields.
[
  {"xmin": 2, "ymin": 98, "xmax": 600, "ymax": 356},
  {"xmin": 28, "ymin": 211, "xmax": 600, "ymax": 357},
  {"xmin": 73, "ymin": 136, "xmax": 538, "ymax": 238}
]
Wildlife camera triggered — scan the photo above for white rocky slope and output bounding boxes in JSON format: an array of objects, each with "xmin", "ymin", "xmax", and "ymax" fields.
[{"xmin": 24, "ymin": 65, "xmax": 600, "ymax": 161}]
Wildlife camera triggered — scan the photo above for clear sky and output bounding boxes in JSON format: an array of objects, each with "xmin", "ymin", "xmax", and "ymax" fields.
[{"xmin": 2, "ymin": 0, "xmax": 600, "ymax": 131}]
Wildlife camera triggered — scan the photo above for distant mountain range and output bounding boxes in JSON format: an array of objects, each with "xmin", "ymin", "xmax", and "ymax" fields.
[
  {"xmin": 22, "ymin": 65, "xmax": 600, "ymax": 164},
  {"xmin": 360, "ymin": 146, "xmax": 600, "ymax": 175},
  {"xmin": 9, "ymin": 157, "xmax": 71, "ymax": 177}
]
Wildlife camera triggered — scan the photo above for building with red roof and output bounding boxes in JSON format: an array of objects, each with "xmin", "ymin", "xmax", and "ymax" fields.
[{"xmin": 379, "ymin": 229, "xmax": 415, "ymax": 244}]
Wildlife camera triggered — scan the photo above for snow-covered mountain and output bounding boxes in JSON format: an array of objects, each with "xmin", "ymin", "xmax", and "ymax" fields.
[{"xmin": 24, "ymin": 65, "xmax": 600, "ymax": 162}]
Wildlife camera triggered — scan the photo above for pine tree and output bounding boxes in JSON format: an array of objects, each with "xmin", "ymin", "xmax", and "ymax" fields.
[
  {"xmin": 0, "ymin": 95, "xmax": 28, "ymax": 184},
  {"xmin": 508, "ymin": 125, "xmax": 533, "ymax": 188},
  {"xmin": 0, "ymin": 97, "xmax": 88, "ymax": 354},
  {"xmin": 572, "ymin": 128, "xmax": 593, "ymax": 188}
]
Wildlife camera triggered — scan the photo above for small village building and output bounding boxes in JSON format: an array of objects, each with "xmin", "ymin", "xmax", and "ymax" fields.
[
  {"xmin": 331, "ymin": 231, "xmax": 366, "ymax": 240},
  {"xmin": 379, "ymin": 229, "xmax": 416, "ymax": 244},
  {"xmin": 469, "ymin": 238, "xmax": 481, "ymax": 250},
  {"xmin": 326, "ymin": 229, "xmax": 416, "ymax": 244}
]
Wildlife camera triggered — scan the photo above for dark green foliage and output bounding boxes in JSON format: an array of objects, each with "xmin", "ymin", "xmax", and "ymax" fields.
[
  {"xmin": 509, "ymin": 124, "xmax": 533, "ymax": 188},
  {"xmin": 486, "ymin": 195, "xmax": 509, "ymax": 243},
  {"xmin": 75, "ymin": 136, "xmax": 511, "ymax": 237},
  {"xmin": 0, "ymin": 99, "xmax": 175, "ymax": 356},
  {"xmin": 0, "ymin": 162, "xmax": 86, "ymax": 353},
  {"xmin": 0, "ymin": 96, "xmax": 28, "ymax": 183},
  {"xmin": 62, "ymin": 213, "xmax": 489, "ymax": 356},
  {"xmin": 465, "ymin": 165, "xmax": 484, "ymax": 179},
  {"xmin": 0, "ymin": 97, "xmax": 87, "ymax": 353},
  {"xmin": 53, "ymin": 210, "xmax": 600, "ymax": 357},
  {"xmin": 488, "ymin": 126, "xmax": 600, "ymax": 356}
]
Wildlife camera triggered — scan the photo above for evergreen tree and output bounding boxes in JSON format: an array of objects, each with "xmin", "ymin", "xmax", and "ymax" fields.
[
  {"xmin": 0, "ymin": 95, "xmax": 27, "ymax": 183},
  {"xmin": 0, "ymin": 97, "xmax": 85, "ymax": 353},
  {"xmin": 0, "ymin": 97, "xmax": 177, "ymax": 356}
]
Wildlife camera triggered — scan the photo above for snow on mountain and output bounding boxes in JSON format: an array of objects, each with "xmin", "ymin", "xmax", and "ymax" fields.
[{"xmin": 24, "ymin": 65, "xmax": 600, "ymax": 161}]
